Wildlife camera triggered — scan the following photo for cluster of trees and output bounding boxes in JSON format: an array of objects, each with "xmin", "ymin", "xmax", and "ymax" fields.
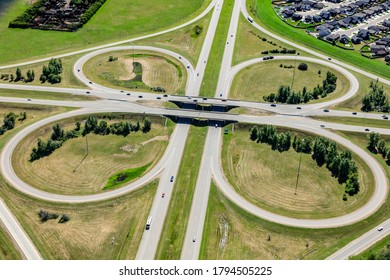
[
  {"xmin": 0, "ymin": 112, "xmax": 26, "ymax": 135},
  {"xmin": 363, "ymin": 244, "xmax": 390, "ymax": 260},
  {"xmin": 38, "ymin": 210, "xmax": 70, "ymax": 223},
  {"xmin": 361, "ymin": 80, "xmax": 389, "ymax": 113},
  {"xmin": 263, "ymin": 71, "xmax": 338, "ymax": 104},
  {"xmin": 30, "ymin": 116, "xmax": 152, "ymax": 161},
  {"xmin": 1, "ymin": 68, "xmax": 35, "ymax": 82},
  {"xmin": 367, "ymin": 132, "xmax": 390, "ymax": 164},
  {"xmin": 80, "ymin": 0, "xmax": 107, "ymax": 24},
  {"xmin": 40, "ymin": 58, "xmax": 63, "ymax": 84},
  {"xmin": 30, "ymin": 122, "xmax": 80, "ymax": 162},
  {"xmin": 262, "ymin": 48, "xmax": 296, "ymax": 55},
  {"xmin": 82, "ymin": 115, "xmax": 151, "ymax": 136},
  {"xmin": 8, "ymin": 0, "xmax": 46, "ymax": 28},
  {"xmin": 249, "ymin": 125, "xmax": 360, "ymax": 196}
]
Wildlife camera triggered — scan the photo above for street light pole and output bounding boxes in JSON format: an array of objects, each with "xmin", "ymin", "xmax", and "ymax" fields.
[{"xmin": 294, "ymin": 139, "xmax": 304, "ymax": 195}]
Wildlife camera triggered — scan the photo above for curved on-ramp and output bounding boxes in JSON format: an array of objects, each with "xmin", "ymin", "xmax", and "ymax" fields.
[{"xmin": 211, "ymin": 115, "xmax": 389, "ymax": 228}]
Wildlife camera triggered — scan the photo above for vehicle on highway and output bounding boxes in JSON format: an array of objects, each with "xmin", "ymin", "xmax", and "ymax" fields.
[
  {"xmin": 263, "ymin": 56, "xmax": 274, "ymax": 60},
  {"xmin": 170, "ymin": 176, "xmax": 174, "ymax": 182},
  {"xmin": 215, "ymin": 124, "xmax": 218, "ymax": 128},
  {"xmin": 203, "ymin": 97, "xmax": 207, "ymax": 100},
  {"xmin": 352, "ymin": 112, "xmax": 357, "ymax": 115},
  {"xmin": 365, "ymin": 128, "xmax": 370, "ymax": 131},
  {"xmin": 86, "ymin": 91, "xmax": 90, "ymax": 94},
  {"xmin": 187, "ymin": 96, "xmax": 192, "ymax": 99},
  {"xmin": 270, "ymin": 103, "xmax": 276, "ymax": 107},
  {"xmin": 247, "ymin": 16, "xmax": 253, "ymax": 23},
  {"xmin": 138, "ymin": 95, "xmax": 143, "ymax": 98},
  {"xmin": 179, "ymin": 56, "xmax": 182, "ymax": 59},
  {"xmin": 320, "ymin": 124, "xmax": 325, "ymax": 128},
  {"xmin": 192, "ymin": 237, "xmax": 196, "ymax": 242},
  {"xmin": 383, "ymin": 115, "xmax": 388, "ymax": 119},
  {"xmin": 187, "ymin": 64, "xmax": 190, "ymax": 69},
  {"xmin": 77, "ymin": 69, "xmax": 80, "ymax": 72},
  {"xmin": 197, "ymin": 73, "xmax": 199, "ymax": 76},
  {"xmin": 378, "ymin": 226, "xmax": 384, "ymax": 231},
  {"xmin": 323, "ymin": 109, "xmax": 329, "ymax": 112},
  {"xmin": 163, "ymin": 94, "xmax": 168, "ymax": 97},
  {"xmin": 27, "ymin": 98, "xmax": 31, "ymax": 101},
  {"xmin": 89, "ymin": 81, "xmax": 92, "ymax": 84},
  {"xmin": 120, "ymin": 90, "xmax": 124, "ymax": 93},
  {"xmin": 145, "ymin": 216, "xmax": 152, "ymax": 230},
  {"xmin": 221, "ymin": 99, "xmax": 227, "ymax": 102},
  {"xmin": 127, "ymin": 93, "xmax": 131, "ymax": 96},
  {"xmin": 156, "ymin": 97, "xmax": 161, "ymax": 99},
  {"xmin": 328, "ymin": 57, "xmax": 331, "ymax": 60},
  {"xmin": 162, "ymin": 193, "xmax": 165, "ymax": 198},
  {"xmin": 296, "ymin": 106, "xmax": 301, "ymax": 109}
]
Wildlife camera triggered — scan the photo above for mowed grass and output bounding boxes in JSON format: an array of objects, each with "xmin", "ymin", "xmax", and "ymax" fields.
[
  {"xmin": 13, "ymin": 114, "xmax": 173, "ymax": 195},
  {"xmin": 229, "ymin": 60, "xmax": 349, "ymax": 103},
  {"xmin": 221, "ymin": 124, "xmax": 374, "ymax": 219},
  {"xmin": 0, "ymin": 0, "xmax": 209, "ymax": 65},
  {"xmin": 156, "ymin": 126, "xmax": 207, "ymax": 260},
  {"xmin": 135, "ymin": 11, "xmax": 212, "ymax": 66},
  {"xmin": 0, "ymin": 54, "xmax": 88, "ymax": 89},
  {"xmin": 0, "ymin": 103, "xmax": 73, "ymax": 259},
  {"xmin": 83, "ymin": 51, "xmax": 186, "ymax": 94},
  {"xmin": 200, "ymin": 0, "xmax": 234, "ymax": 97},
  {"xmin": 0, "ymin": 88, "xmax": 97, "ymax": 101},
  {"xmin": 1, "ymin": 177, "xmax": 158, "ymax": 260},
  {"xmin": 0, "ymin": 228, "xmax": 21, "ymax": 260},
  {"xmin": 233, "ymin": 14, "xmax": 312, "ymax": 65},
  {"xmin": 251, "ymin": 0, "xmax": 390, "ymax": 78},
  {"xmin": 312, "ymin": 116, "xmax": 390, "ymax": 129},
  {"xmin": 331, "ymin": 70, "xmax": 390, "ymax": 112}
]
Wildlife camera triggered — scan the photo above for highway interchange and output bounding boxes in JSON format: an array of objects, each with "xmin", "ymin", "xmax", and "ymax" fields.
[{"xmin": 0, "ymin": 0, "xmax": 390, "ymax": 260}]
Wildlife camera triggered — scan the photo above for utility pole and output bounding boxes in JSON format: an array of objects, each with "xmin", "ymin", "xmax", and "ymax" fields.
[
  {"xmin": 294, "ymin": 139, "xmax": 304, "ymax": 195},
  {"xmin": 85, "ymin": 133, "xmax": 89, "ymax": 155}
]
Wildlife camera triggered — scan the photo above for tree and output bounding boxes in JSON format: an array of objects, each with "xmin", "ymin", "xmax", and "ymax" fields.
[
  {"xmin": 345, "ymin": 172, "xmax": 359, "ymax": 195},
  {"xmin": 142, "ymin": 118, "xmax": 152, "ymax": 133},
  {"xmin": 51, "ymin": 123, "xmax": 64, "ymax": 141},
  {"xmin": 250, "ymin": 126, "xmax": 258, "ymax": 141},
  {"xmin": 367, "ymin": 132, "xmax": 380, "ymax": 152},
  {"xmin": 15, "ymin": 67, "xmax": 22, "ymax": 81},
  {"xmin": 75, "ymin": 121, "xmax": 81, "ymax": 131},
  {"xmin": 297, "ymin": 63, "xmax": 308, "ymax": 71}
]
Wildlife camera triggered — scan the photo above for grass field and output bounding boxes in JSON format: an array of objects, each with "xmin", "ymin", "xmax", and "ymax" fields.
[
  {"xmin": 0, "ymin": 103, "xmax": 73, "ymax": 259},
  {"xmin": 13, "ymin": 114, "xmax": 173, "ymax": 195},
  {"xmin": 0, "ymin": 227, "xmax": 21, "ymax": 260},
  {"xmin": 200, "ymin": 0, "xmax": 234, "ymax": 97},
  {"xmin": 1, "ymin": 177, "xmax": 157, "ymax": 259},
  {"xmin": 0, "ymin": 88, "xmax": 97, "ymax": 101},
  {"xmin": 331, "ymin": 70, "xmax": 390, "ymax": 112},
  {"xmin": 229, "ymin": 60, "xmax": 349, "ymax": 103},
  {"xmin": 0, "ymin": 54, "xmax": 88, "ymax": 89},
  {"xmin": 199, "ymin": 180, "xmax": 390, "ymax": 259},
  {"xmin": 312, "ymin": 116, "xmax": 390, "ymax": 129},
  {"xmin": 233, "ymin": 14, "xmax": 312, "ymax": 65},
  {"xmin": 221, "ymin": 123, "xmax": 374, "ymax": 219},
  {"xmin": 0, "ymin": 0, "xmax": 210, "ymax": 65},
  {"xmin": 251, "ymin": 0, "xmax": 390, "ymax": 79},
  {"xmin": 134, "ymin": 11, "xmax": 212, "ymax": 66},
  {"xmin": 83, "ymin": 51, "xmax": 186, "ymax": 94},
  {"xmin": 156, "ymin": 126, "xmax": 207, "ymax": 260}
]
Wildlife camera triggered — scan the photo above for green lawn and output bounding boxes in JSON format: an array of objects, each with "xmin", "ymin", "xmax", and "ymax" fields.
[
  {"xmin": 0, "ymin": 88, "xmax": 96, "ymax": 101},
  {"xmin": 229, "ymin": 60, "xmax": 349, "ymax": 103},
  {"xmin": 0, "ymin": 226, "xmax": 22, "ymax": 260},
  {"xmin": 156, "ymin": 126, "xmax": 207, "ymax": 259},
  {"xmin": 251, "ymin": 0, "xmax": 390, "ymax": 78},
  {"xmin": 104, "ymin": 163, "xmax": 152, "ymax": 190},
  {"xmin": 312, "ymin": 116, "xmax": 390, "ymax": 129},
  {"xmin": 200, "ymin": 0, "xmax": 234, "ymax": 97},
  {"xmin": 0, "ymin": 0, "xmax": 210, "ymax": 65}
]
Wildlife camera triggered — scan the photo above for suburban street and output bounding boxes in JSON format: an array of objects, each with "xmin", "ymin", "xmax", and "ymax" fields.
[{"xmin": 0, "ymin": 0, "xmax": 389, "ymax": 261}]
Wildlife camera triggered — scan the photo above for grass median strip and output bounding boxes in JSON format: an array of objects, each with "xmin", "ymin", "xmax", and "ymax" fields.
[
  {"xmin": 200, "ymin": 0, "xmax": 234, "ymax": 97},
  {"xmin": 156, "ymin": 125, "xmax": 207, "ymax": 259}
]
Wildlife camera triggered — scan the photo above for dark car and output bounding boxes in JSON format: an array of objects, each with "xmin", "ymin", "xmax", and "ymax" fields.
[
  {"xmin": 320, "ymin": 124, "xmax": 325, "ymax": 128},
  {"xmin": 271, "ymin": 103, "xmax": 276, "ymax": 107},
  {"xmin": 323, "ymin": 109, "xmax": 329, "ymax": 112},
  {"xmin": 170, "ymin": 176, "xmax": 174, "ymax": 182},
  {"xmin": 86, "ymin": 91, "xmax": 90, "ymax": 94},
  {"xmin": 365, "ymin": 128, "xmax": 370, "ymax": 131},
  {"xmin": 328, "ymin": 57, "xmax": 331, "ymax": 60},
  {"xmin": 138, "ymin": 95, "xmax": 143, "ymax": 98},
  {"xmin": 162, "ymin": 193, "xmax": 165, "ymax": 198},
  {"xmin": 89, "ymin": 81, "xmax": 92, "ymax": 84},
  {"xmin": 120, "ymin": 90, "xmax": 124, "ymax": 93},
  {"xmin": 296, "ymin": 106, "xmax": 301, "ymax": 109},
  {"xmin": 156, "ymin": 97, "xmax": 161, "ymax": 99},
  {"xmin": 203, "ymin": 97, "xmax": 207, "ymax": 100},
  {"xmin": 127, "ymin": 93, "xmax": 131, "ymax": 96},
  {"xmin": 352, "ymin": 112, "xmax": 357, "ymax": 115},
  {"xmin": 163, "ymin": 94, "xmax": 168, "ymax": 97}
]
